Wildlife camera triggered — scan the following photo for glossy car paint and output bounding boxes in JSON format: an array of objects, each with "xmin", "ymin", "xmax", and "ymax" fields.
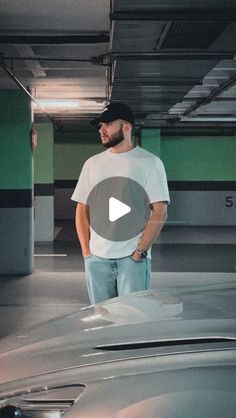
[{"xmin": 0, "ymin": 281, "xmax": 236, "ymax": 417}]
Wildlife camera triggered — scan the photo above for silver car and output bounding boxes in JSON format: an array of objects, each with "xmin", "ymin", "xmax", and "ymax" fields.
[{"xmin": 0, "ymin": 280, "xmax": 236, "ymax": 418}]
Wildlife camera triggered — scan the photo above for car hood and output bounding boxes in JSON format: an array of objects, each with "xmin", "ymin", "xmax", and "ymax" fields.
[{"xmin": 0, "ymin": 281, "xmax": 236, "ymax": 385}]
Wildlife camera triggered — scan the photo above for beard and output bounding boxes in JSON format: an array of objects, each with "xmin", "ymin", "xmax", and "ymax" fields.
[{"xmin": 102, "ymin": 127, "xmax": 125, "ymax": 148}]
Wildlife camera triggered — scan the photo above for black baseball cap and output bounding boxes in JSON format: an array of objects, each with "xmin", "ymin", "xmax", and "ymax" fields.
[{"xmin": 91, "ymin": 102, "xmax": 135, "ymax": 127}]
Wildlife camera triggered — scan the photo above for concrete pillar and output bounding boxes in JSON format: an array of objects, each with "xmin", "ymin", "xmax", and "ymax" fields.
[
  {"xmin": 0, "ymin": 91, "xmax": 33, "ymax": 275},
  {"xmin": 34, "ymin": 123, "xmax": 54, "ymax": 242}
]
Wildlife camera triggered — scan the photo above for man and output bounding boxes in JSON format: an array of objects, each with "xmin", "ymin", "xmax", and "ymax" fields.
[{"xmin": 71, "ymin": 102, "xmax": 170, "ymax": 304}]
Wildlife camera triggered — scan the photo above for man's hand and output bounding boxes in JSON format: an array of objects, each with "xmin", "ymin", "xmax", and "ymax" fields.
[
  {"xmin": 83, "ymin": 251, "xmax": 92, "ymax": 257},
  {"xmin": 135, "ymin": 201, "xmax": 167, "ymax": 254},
  {"xmin": 131, "ymin": 250, "xmax": 143, "ymax": 261}
]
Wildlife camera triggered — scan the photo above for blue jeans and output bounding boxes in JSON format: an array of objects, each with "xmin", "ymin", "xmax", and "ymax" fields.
[{"xmin": 84, "ymin": 254, "xmax": 151, "ymax": 304}]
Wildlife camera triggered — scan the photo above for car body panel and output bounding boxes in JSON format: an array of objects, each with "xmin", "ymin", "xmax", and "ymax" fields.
[{"xmin": 0, "ymin": 281, "xmax": 236, "ymax": 417}]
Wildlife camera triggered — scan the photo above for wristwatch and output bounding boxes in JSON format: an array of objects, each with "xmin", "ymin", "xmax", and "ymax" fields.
[{"xmin": 135, "ymin": 248, "xmax": 148, "ymax": 258}]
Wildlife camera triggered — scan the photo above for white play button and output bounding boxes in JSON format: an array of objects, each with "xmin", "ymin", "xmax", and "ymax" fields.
[
  {"xmin": 87, "ymin": 177, "xmax": 151, "ymax": 241},
  {"xmin": 109, "ymin": 197, "xmax": 131, "ymax": 222}
]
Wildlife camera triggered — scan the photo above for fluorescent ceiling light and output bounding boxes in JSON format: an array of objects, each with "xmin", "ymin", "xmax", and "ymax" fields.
[{"xmin": 33, "ymin": 99, "xmax": 80, "ymax": 109}]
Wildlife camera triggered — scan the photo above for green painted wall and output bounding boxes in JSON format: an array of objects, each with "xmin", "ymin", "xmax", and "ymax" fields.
[
  {"xmin": 0, "ymin": 90, "xmax": 32, "ymax": 189},
  {"xmin": 53, "ymin": 128, "xmax": 236, "ymax": 183},
  {"xmin": 54, "ymin": 129, "xmax": 103, "ymax": 180},
  {"xmin": 161, "ymin": 136, "xmax": 236, "ymax": 181},
  {"xmin": 34, "ymin": 123, "xmax": 54, "ymax": 184},
  {"xmin": 140, "ymin": 129, "xmax": 161, "ymax": 157}
]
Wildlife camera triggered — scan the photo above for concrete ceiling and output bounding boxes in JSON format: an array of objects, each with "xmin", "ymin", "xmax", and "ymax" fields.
[{"xmin": 0, "ymin": 0, "xmax": 236, "ymax": 131}]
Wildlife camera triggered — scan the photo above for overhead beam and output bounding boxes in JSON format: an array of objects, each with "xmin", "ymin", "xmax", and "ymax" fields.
[
  {"xmin": 5, "ymin": 51, "xmax": 232, "ymax": 64},
  {"xmin": 0, "ymin": 33, "xmax": 109, "ymax": 44},
  {"xmin": 111, "ymin": 51, "xmax": 235, "ymax": 60},
  {"xmin": 111, "ymin": 92, "xmax": 188, "ymax": 100},
  {"xmin": 2, "ymin": 56, "xmax": 94, "ymax": 62},
  {"xmin": 1, "ymin": 55, "xmax": 109, "ymax": 66},
  {"xmin": 184, "ymin": 97, "xmax": 236, "ymax": 102},
  {"xmin": 110, "ymin": 9, "xmax": 236, "ymax": 22},
  {"xmin": 181, "ymin": 117, "xmax": 236, "ymax": 122},
  {"xmin": 113, "ymin": 80, "xmax": 199, "ymax": 87},
  {"xmin": 111, "ymin": 98, "xmax": 183, "ymax": 103},
  {"xmin": 114, "ymin": 76, "xmax": 201, "ymax": 81}
]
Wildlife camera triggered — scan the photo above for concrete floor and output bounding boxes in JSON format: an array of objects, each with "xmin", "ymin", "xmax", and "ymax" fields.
[
  {"xmin": 0, "ymin": 222, "xmax": 236, "ymax": 338},
  {"xmin": 35, "ymin": 222, "xmax": 236, "ymax": 273}
]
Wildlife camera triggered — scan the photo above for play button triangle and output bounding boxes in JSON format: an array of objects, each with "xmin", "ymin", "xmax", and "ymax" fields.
[{"xmin": 109, "ymin": 197, "xmax": 131, "ymax": 222}]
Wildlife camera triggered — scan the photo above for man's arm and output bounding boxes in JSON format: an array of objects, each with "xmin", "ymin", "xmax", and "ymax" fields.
[
  {"xmin": 132, "ymin": 201, "xmax": 167, "ymax": 260},
  {"xmin": 75, "ymin": 203, "xmax": 91, "ymax": 257}
]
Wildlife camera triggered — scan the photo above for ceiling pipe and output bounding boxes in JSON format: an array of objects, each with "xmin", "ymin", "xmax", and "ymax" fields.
[
  {"xmin": 0, "ymin": 33, "xmax": 109, "ymax": 44},
  {"xmin": 110, "ymin": 9, "xmax": 236, "ymax": 22},
  {"xmin": 2, "ymin": 55, "xmax": 109, "ymax": 66},
  {"xmin": 110, "ymin": 51, "xmax": 235, "ymax": 60},
  {"xmin": 182, "ymin": 76, "xmax": 236, "ymax": 117},
  {"xmin": 3, "ymin": 56, "xmax": 92, "ymax": 62}
]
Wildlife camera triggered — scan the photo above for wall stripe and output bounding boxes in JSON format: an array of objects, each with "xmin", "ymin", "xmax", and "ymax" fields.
[
  {"xmin": 54, "ymin": 180, "xmax": 77, "ymax": 188},
  {"xmin": 0, "ymin": 189, "xmax": 33, "ymax": 208},
  {"xmin": 168, "ymin": 181, "xmax": 236, "ymax": 191},
  {"xmin": 54, "ymin": 180, "xmax": 236, "ymax": 191},
  {"xmin": 34, "ymin": 184, "xmax": 54, "ymax": 196}
]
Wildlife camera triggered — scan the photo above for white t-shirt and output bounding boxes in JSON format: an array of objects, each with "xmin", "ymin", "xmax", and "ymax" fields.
[{"xmin": 71, "ymin": 146, "xmax": 170, "ymax": 258}]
